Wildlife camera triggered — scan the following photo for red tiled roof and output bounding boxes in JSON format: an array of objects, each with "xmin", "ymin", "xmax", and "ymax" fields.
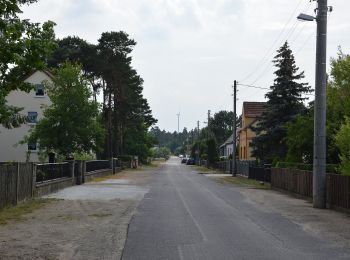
[{"xmin": 243, "ymin": 102, "xmax": 266, "ymax": 118}]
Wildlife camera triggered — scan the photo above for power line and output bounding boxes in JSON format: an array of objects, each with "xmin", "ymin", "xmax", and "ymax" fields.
[{"xmin": 240, "ymin": 0, "xmax": 305, "ymax": 83}]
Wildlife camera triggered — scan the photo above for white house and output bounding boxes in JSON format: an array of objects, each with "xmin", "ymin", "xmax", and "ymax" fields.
[{"xmin": 0, "ymin": 71, "xmax": 53, "ymax": 162}]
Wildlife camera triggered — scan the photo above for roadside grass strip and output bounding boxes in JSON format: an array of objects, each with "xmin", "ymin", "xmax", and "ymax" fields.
[
  {"xmin": 191, "ymin": 165, "xmax": 219, "ymax": 174},
  {"xmin": 0, "ymin": 199, "xmax": 56, "ymax": 225},
  {"xmin": 218, "ymin": 176, "xmax": 271, "ymax": 190}
]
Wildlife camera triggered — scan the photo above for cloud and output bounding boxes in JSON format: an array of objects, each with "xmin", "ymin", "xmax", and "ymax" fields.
[{"xmin": 20, "ymin": 0, "xmax": 350, "ymax": 131}]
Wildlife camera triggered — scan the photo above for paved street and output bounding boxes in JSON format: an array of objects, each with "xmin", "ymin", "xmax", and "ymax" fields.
[{"xmin": 123, "ymin": 157, "xmax": 350, "ymax": 260}]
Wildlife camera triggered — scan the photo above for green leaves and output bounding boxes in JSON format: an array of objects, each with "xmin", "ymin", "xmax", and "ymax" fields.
[
  {"xmin": 0, "ymin": 0, "xmax": 56, "ymax": 128},
  {"xmin": 251, "ymin": 41, "xmax": 310, "ymax": 162},
  {"xmin": 28, "ymin": 62, "xmax": 105, "ymax": 157}
]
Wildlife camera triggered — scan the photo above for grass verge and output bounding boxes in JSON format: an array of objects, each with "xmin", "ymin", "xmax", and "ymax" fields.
[
  {"xmin": 218, "ymin": 176, "xmax": 271, "ymax": 190},
  {"xmin": 190, "ymin": 165, "xmax": 220, "ymax": 174},
  {"xmin": 0, "ymin": 198, "xmax": 55, "ymax": 225}
]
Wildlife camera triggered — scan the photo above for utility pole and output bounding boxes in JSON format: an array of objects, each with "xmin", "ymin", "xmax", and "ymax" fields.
[
  {"xmin": 197, "ymin": 120, "xmax": 200, "ymax": 165},
  {"xmin": 231, "ymin": 81, "xmax": 237, "ymax": 176},
  {"xmin": 313, "ymin": 0, "xmax": 328, "ymax": 209},
  {"xmin": 176, "ymin": 112, "xmax": 180, "ymax": 133},
  {"xmin": 207, "ymin": 110, "xmax": 211, "ymax": 140}
]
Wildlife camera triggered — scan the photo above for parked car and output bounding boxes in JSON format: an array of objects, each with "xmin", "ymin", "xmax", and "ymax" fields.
[
  {"xmin": 186, "ymin": 158, "xmax": 195, "ymax": 165},
  {"xmin": 181, "ymin": 158, "xmax": 188, "ymax": 164}
]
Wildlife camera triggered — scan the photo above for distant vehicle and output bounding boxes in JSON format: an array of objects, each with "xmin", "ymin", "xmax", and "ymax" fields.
[
  {"xmin": 186, "ymin": 158, "xmax": 195, "ymax": 165},
  {"xmin": 179, "ymin": 154, "xmax": 184, "ymax": 158},
  {"xmin": 181, "ymin": 158, "xmax": 188, "ymax": 164}
]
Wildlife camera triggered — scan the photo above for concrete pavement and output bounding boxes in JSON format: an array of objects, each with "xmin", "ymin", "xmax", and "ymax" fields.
[{"xmin": 122, "ymin": 157, "xmax": 350, "ymax": 260}]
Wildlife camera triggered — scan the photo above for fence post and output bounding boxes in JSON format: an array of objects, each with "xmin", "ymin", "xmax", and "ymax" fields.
[
  {"xmin": 76, "ymin": 161, "xmax": 83, "ymax": 185},
  {"xmin": 15, "ymin": 162, "xmax": 20, "ymax": 205},
  {"xmin": 111, "ymin": 158, "xmax": 115, "ymax": 174},
  {"xmin": 69, "ymin": 160, "xmax": 75, "ymax": 185},
  {"xmin": 82, "ymin": 161, "xmax": 86, "ymax": 184},
  {"xmin": 32, "ymin": 163, "xmax": 36, "ymax": 197}
]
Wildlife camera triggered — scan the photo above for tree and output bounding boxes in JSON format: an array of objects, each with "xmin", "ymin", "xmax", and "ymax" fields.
[
  {"xmin": 251, "ymin": 41, "xmax": 311, "ymax": 162},
  {"xmin": 0, "ymin": 0, "xmax": 56, "ymax": 128},
  {"xmin": 210, "ymin": 111, "xmax": 235, "ymax": 145},
  {"xmin": 285, "ymin": 105, "xmax": 314, "ymax": 163},
  {"xmin": 26, "ymin": 62, "xmax": 105, "ymax": 158},
  {"xmin": 335, "ymin": 118, "xmax": 350, "ymax": 175}
]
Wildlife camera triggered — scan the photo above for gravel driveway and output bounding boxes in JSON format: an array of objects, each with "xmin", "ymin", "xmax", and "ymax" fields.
[{"xmin": 0, "ymin": 168, "xmax": 156, "ymax": 260}]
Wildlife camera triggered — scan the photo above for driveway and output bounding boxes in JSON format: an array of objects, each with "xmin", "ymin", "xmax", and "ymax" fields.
[{"xmin": 0, "ymin": 168, "xmax": 155, "ymax": 260}]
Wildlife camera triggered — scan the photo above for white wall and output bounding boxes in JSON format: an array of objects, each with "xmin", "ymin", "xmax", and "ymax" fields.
[{"xmin": 0, "ymin": 71, "xmax": 52, "ymax": 162}]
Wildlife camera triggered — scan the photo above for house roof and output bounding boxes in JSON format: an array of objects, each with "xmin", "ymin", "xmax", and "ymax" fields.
[
  {"xmin": 243, "ymin": 102, "xmax": 266, "ymax": 118},
  {"xmin": 219, "ymin": 133, "xmax": 239, "ymax": 148},
  {"xmin": 22, "ymin": 70, "xmax": 54, "ymax": 81}
]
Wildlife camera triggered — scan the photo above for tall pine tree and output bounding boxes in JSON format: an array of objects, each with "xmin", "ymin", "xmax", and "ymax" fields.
[{"xmin": 251, "ymin": 41, "xmax": 311, "ymax": 162}]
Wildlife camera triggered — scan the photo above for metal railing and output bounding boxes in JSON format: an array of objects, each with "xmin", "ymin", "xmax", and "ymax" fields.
[
  {"xmin": 85, "ymin": 160, "xmax": 110, "ymax": 173},
  {"xmin": 36, "ymin": 162, "xmax": 70, "ymax": 182}
]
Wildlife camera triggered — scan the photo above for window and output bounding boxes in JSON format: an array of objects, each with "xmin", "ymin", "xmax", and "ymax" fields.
[
  {"xmin": 27, "ymin": 111, "xmax": 38, "ymax": 124},
  {"xmin": 28, "ymin": 143, "xmax": 37, "ymax": 151},
  {"xmin": 35, "ymin": 84, "xmax": 45, "ymax": 96}
]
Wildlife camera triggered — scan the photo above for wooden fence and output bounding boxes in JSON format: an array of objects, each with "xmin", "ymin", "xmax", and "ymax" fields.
[
  {"xmin": 249, "ymin": 167, "xmax": 271, "ymax": 183},
  {"xmin": 271, "ymin": 168, "xmax": 313, "ymax": 198},
  {"xmin": 0, "ymin": 163, "xmax": 34, "ymax": 208},
  {"xmin": 327, "ymin": 174, "xmax": 350, "ymax": 210}
]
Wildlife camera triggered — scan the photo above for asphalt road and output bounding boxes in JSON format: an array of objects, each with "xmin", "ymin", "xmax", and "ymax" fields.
[{"xmin": 122, "ymin": 157, "xmax": 350, "ymax": 260}]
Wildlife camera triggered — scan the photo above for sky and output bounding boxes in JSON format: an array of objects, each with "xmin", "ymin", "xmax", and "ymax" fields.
[{"xmin": 21, "ymin": 0, "xmax": 350, "ymax": 132}]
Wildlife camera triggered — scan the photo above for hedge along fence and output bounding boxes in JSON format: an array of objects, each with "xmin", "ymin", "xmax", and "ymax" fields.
[
  {"xmin": 0, "ymin": 163, "xmax": 34, "ymax": 208},
  {"xmin": 271, "ymin": 168, "xmax": 313, "ymax": 198}
]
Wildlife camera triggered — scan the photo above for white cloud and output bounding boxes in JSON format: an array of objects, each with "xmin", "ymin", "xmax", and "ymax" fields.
[{"xmin": 20, "ymin": 0, "xmax": 350, "ymax": 132}]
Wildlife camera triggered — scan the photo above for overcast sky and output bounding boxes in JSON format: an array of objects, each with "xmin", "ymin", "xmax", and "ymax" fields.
[{"xmin": 21, "ymin": 0, "xmax": 350, "ymax": 132}]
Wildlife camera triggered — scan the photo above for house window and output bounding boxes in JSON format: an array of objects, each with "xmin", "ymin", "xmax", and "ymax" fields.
[
  {"xmin": 35, "ymin": 84, "xmax": 45, "ymax": 96},
  {"xmin": 28, "ymin": 143, "xmax": 37, "ymax": 151},
  {"xmin": 27, "ymin": 111, "xmax": 38, "ymax": 124}
]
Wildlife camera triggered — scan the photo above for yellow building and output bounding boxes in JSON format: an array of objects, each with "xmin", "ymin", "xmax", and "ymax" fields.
[{"xmin": 238, "ymin": 102, "xmax": 266, "ymax": 161}]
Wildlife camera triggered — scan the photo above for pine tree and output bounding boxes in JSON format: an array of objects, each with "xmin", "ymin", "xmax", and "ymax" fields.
[{"xmin": 251, "ymin": 41, "xmax": 311, "ymax": 162}]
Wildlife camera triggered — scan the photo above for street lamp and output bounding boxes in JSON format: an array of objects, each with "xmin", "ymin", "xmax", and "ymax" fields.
[{"xmin": 297, "ymin": 0, "xmax": 331, "ymax": 209}]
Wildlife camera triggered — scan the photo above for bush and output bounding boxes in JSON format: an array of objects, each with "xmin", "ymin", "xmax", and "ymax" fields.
[
  {"xmin": 335, "ymin": 118, "xmax": 350, "ymax": 175},
  {"xmin": 118, "ymin": 155, "xmax": 133, "ymax": 162},
  {"xmin": 275, "ymin": 161, "xmax": 339, "ymax": 174}
]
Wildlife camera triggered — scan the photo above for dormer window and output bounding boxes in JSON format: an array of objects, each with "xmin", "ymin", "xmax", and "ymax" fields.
[
  {"xmin": 27, "ymin": 111, "xmax": 38, "ymax": 124},
  {"xmin": 35, "ymin": 84, "xmax": 45, "ymax": 96}
]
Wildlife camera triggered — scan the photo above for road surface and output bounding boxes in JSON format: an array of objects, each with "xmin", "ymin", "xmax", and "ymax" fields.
[{"xmin": 122, "ymin": 157, "xmax": 350, "ymax": 260}]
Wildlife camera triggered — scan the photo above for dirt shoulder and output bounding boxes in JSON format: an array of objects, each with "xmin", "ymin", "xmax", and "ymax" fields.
[{"xmin": 0, "ymin": 165, "xmax": 160, "ymax": 260}]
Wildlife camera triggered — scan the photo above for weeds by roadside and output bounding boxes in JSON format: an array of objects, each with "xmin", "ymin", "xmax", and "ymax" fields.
[
  {"xmin": 0, "ymin": 199, "xmax": 56, "ymax": 225},
  {"xmin": 218, "ymin": 176, "xmax": 271, "ymax": 190},
  {"xmin": 190, "ymin": 165, "xmax": 221, "ymax": 174}
]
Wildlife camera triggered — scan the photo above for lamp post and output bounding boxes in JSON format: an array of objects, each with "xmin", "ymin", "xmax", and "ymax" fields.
[{"xmin": 298, "ymin": 0, "xmax": 330, "ymax": 208}]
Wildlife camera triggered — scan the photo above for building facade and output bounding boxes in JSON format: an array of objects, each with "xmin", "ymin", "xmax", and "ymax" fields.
[
  {"xmin": 238, "ymin": 102, "xmax": 266, "ymax": 161},
  {"xmin": 0, "ymin": 71, "xmax": 53, "ymax": 162}
]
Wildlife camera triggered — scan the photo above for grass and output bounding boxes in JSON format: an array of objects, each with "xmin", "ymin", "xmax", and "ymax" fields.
[
  {"xmin": 190, "ymin": 165, "xmax": 222, "ymax": 174},
  {"xmin": 88, "ymin": 213, "xmax": 112, "ymax": 218},
  {"xmin": 0, "ymin": 198, "xmax": 55, "ymax": 225},
  {"xmin": 218, "ymin": 176, "xmax": 271, "ymax": 190}
]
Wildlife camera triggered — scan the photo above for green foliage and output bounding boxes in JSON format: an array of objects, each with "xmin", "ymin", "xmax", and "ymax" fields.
[
  {"xmin": 118, "ymin": 155, "xmax": 133, "ymax": 162},
  {"xmin": 251, "ymin": 41, "xmax": 311, "ymax": 162},
  {"xmin": 153, "ymin": 147, "xmax": 171, "ymax": 160},
  {"xmin": 275, "ymin": 161, "xmax": 339, "ymax": 174},
  {"xmin": 285, "ymin": 108, "xmax": 314, "ymax": 163},
  {"xmin": 207, "ymin": 138, "xmax": 218, "ymax": 164},
  {"xmin": 0, "ymin": 0, "xmax": 57, "ymax": 128},
  {"xmin": 210, "ymin": 111, "xmax": 240, "ymax": 146},
  {"xmin": 335, "ymin": 118, "xmax": 350, "ymax": 175},
  {"xmin": 26, "ymin": 62, "xmax": 105, "ymax": 157}
]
